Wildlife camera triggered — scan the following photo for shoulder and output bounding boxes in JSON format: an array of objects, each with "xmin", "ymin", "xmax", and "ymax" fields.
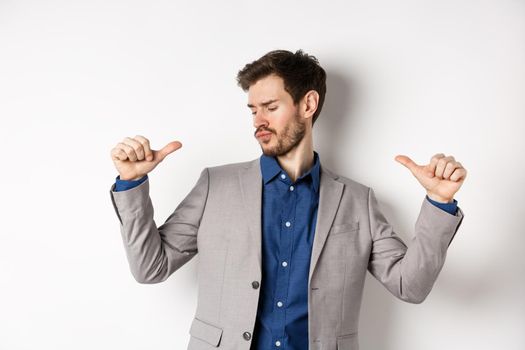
[
  {"xmin": 321, "ymin": 165, "xmax": 371, "ymax": 198},
  {"xmin": 205, "ymin": 158, "xmax": 258, "ymax": 176}
]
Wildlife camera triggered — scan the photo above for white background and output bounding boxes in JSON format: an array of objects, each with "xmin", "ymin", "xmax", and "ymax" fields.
[{"xmin": 1, "ymin": 0, "xmax": 524, "ymax": 349}]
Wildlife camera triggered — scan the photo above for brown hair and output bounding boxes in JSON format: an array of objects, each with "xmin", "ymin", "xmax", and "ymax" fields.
[{"xmin": 236, "ymin": 49, "xmax": 327, "ymax": 126}]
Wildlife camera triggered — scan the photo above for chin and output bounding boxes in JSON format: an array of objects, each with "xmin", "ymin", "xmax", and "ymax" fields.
[{"xmin": 260, "ymin": 146, "xmax": 277, "ymax": 157}]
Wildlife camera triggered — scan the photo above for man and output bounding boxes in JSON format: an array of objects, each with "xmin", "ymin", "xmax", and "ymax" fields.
[{"xmin": 109, "ymin": 49, "xmax": 466, "ymax": 350}]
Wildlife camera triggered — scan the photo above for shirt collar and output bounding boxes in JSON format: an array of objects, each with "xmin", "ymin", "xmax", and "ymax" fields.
[{"xmin": 259, "ymin": 150, "xmax": 321, "ymax": 193}]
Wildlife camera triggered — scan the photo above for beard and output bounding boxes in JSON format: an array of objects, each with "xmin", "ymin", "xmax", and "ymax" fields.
[{"xmin": 258, "ymin": 111, "xmax": 306, "ymax": 157}]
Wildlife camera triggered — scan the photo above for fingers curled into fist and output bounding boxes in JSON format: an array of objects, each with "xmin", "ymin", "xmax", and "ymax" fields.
[
  {"xmin": 428, "ymin": 153, "xmax": 467, "ymax": 182},
  {"xmin": 110, "ymin": 135, "xmax": 153, "ymax": 162},
  {"xmin": 133, "ymin": 135, "xmax": 154, "ymax": 161}
]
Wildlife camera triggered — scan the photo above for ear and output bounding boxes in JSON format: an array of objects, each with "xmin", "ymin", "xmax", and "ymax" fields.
[{"xmin": 300, "ymin": 90, "xmax": 319, "ymax": 121}]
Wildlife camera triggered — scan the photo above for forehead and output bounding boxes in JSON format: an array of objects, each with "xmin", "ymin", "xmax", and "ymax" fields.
[{"xmin": 247, "ymin": 74, "xmax": 291, "ymax": 106}]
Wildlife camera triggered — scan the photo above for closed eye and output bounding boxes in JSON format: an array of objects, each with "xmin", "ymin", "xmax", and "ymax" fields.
[{"xmin": 250, "ymin": 106, "xmax": 277, "ymax": 116}]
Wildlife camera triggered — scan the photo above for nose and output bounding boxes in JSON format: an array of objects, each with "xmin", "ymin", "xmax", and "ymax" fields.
[{"xmin": 253, "ymin": 110, "xmax": 269, "ymax": 130}]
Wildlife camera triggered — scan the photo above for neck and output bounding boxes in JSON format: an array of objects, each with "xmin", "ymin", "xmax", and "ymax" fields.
[{"xmin": 276, "ymin": 133, "xmax": 315, "ymax": 183}]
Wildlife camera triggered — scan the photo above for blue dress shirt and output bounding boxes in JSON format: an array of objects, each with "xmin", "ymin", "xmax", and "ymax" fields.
[
  {"xmin": 114, "ymin": 174, "xmax": 148, "ymax": 191},
  {"xmin": 250, "ymin": 151, "xmax": 321, "ymax": 349},
  {"xmin": 113, "ymin": 154, "xmax": 458, "ymax": 350}
]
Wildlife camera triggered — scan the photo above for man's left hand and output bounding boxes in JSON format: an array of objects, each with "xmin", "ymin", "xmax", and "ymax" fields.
[{"xmin": 395, "ymin": 153, "xmax": 467, "ymax": 203}]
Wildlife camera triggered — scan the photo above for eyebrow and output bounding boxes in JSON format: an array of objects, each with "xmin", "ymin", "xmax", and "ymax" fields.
[{"xmin": 247, "ymin": 99, "xmax": 279, "ymax": 108}]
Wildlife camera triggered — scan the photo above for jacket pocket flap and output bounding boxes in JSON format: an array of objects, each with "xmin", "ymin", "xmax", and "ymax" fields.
[
  {"xmin": 189, "ymin": 317, "xmax": 223, "ymax": 347},
  {"xmin": 337, "ymin": 332, "xmax": 358, "ymax": 349},
  {"xmin": 330, "ymin": 222, "xmax": 359, "ymax": 235}
]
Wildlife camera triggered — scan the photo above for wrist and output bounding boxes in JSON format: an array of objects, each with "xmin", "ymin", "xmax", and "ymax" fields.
[
  {"xmin": 119, "ymin": 174, "xmax": 146, "ymax": 181},
  {"xmin": 426, "ymin": 192, "xmax": 453, "ymax": 204}
]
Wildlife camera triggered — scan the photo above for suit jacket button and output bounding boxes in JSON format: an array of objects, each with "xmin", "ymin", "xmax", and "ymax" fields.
[
  {"xmin": 243, "ymin": 331, "xmax": 252, "ymax": 340},
  {"xmin": 251, "ymin": 281, "xmax": 260, "ymax": 289}
]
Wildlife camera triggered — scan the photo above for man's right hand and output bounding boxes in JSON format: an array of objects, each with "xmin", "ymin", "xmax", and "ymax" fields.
[{"xmin": 110, "ymin": 135, "xmax": 182, "ymax": 181}]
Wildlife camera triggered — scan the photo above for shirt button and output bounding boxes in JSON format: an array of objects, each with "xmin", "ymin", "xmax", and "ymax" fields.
[
  {"xmin": 282, "ymin": 261, "xmax": 288, "ymax": 267},
  {"xmin": 289, "ymin": 185, "xmax": 294, "ymax": 191},
  {"xmin": 277, "ymin": 301, "xmax": 283, "ymax": 307},
  {"xmin": 243, "ymin": 332, "xmax": 252, "ymax": 341},
  {"xmin": 275, "ymin": 340, "xmax": 282, "ymax": 347},
  {"xmin": 285, "ymin": 221, "xmax": 291, "ymax": 227},
  {"xmin": 251, "ymin": 281, "xmax": 260, "ymax": 289},
  {"xmin": 280, "ymin": 174, "xmax": 286, "ymax": 179}
]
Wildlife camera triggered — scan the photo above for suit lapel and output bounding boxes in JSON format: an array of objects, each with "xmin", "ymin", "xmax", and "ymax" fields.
[
  {"xmin": 239, "ymin": 159, "xmax": 263, "ymax": 273},
  {"xmin": 308, "ymin": 165, "xmax": 345, "ymax": 283}
]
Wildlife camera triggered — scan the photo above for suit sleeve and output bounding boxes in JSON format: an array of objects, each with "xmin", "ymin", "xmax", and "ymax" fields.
[
  {"xmin": 366, "ymin": 187, "xmax": 464, "ymax": 303},
  {"xmin": 109, "ymin": 168, "xmax": 209, "ymax": 284},
  {"xmin": 426, "ymin": 195, "xmax": 458, "ymax": 215}
]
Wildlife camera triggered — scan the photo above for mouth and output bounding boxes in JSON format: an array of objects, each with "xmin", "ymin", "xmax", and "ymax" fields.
[{"xmin": 256, "ymin": 131, "xmax": 272, "ymax": 139}]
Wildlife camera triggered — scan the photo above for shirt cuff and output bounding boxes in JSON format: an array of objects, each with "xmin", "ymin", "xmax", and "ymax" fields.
[
  {"xmin": 114, "ymin": 174, "xmax": 148, "ymax": 192},
  {"xmin": 426, "ymin": 195, "xmax": 458, "ymax": 215}
]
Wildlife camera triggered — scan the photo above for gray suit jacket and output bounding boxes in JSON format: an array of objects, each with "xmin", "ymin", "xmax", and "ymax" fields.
[{"xmin": 109, "ymin": 157, "xmax": 464, "ymax": 350}]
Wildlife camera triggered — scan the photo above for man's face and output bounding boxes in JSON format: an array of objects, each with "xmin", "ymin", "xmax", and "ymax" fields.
[{"xmin": 248, "ymin": 74, "xmax": 307, "ymax": 157}]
